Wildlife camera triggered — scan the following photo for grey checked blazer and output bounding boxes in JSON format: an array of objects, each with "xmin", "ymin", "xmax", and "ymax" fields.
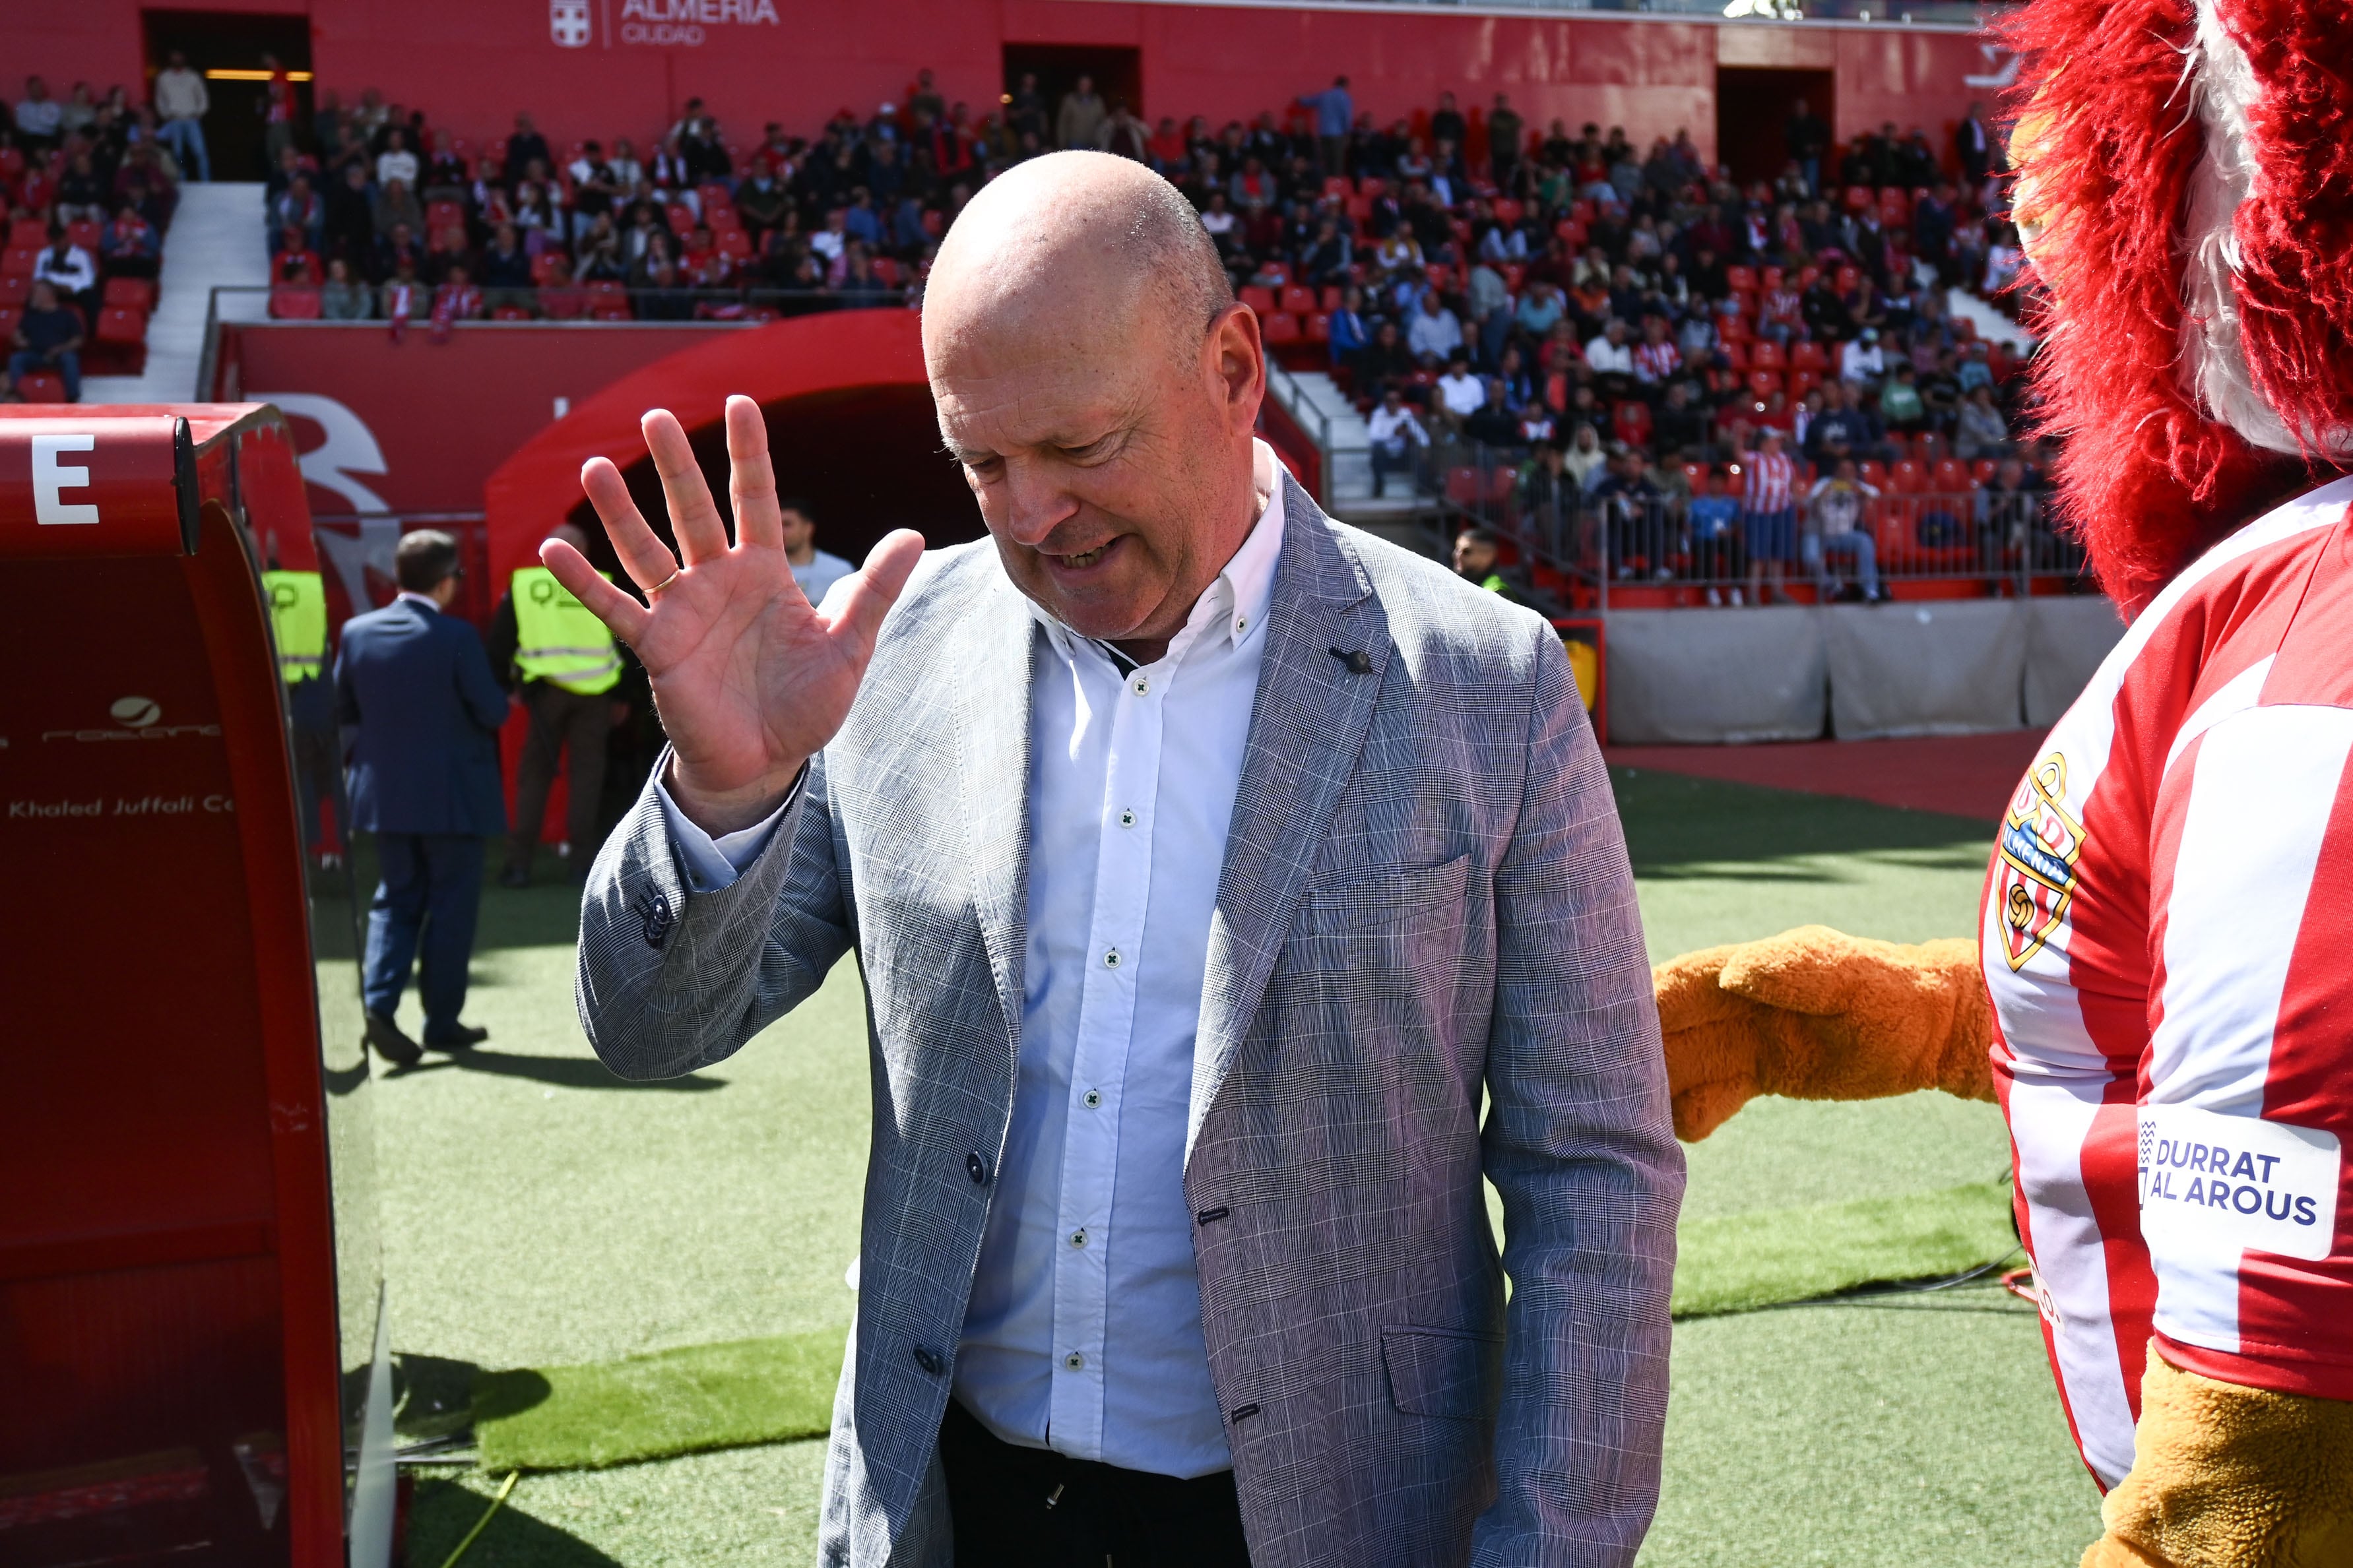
[{"xmin": 576, "ymin": 479, "xmax": 1683, "ymax": 1567}]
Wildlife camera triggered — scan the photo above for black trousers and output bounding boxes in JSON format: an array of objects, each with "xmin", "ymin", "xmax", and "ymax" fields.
[
  {"xmin": 508, "ymin": 680, "xmax": 610, "ymax": 875},
  {"xmin": 937, "ymin": 1399, "xmax": 1252, "ymax": 1568}
]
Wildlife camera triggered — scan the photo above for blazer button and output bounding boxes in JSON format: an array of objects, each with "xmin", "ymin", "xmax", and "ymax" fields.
[
  {"xmin": 912, "ymin": 1344, "xmax": 944, "ymax": 1375},
  {"xmin": 967, "ymin": 1152, "xmax": 989, "ymax": 1185}
]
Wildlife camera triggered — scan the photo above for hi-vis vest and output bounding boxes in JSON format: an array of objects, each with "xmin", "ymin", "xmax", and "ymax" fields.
[
  {"xmin": 511, "ymin": 565, "xmax": 622, "ymax": 695},
  {"xmin": 261, "ymin": 569, "xmax": 327, "ymax": 685}
]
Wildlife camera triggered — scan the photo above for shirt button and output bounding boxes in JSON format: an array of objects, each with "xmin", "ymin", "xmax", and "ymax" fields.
[
  {"xmin": 1082, "ymin": 1088, "xmax": 1103, "ymax": 1109},
  {"xmin": 1065, "ymin": 1352, "xmax": 1085, "ymax": 1370},
  {"xmin": 1118, "ymin": 809, "xmax": 1135, "ymax": 828},
  {"xmin": 1132, "ymin": 676, "xmax": 1149, "ymax": 695},
  {"xmin": 1103, "ymin": 948, "xmax": 1121, "ymax": 969},
  {"xmin": 1235, "ymin": 615, "xmax": 1247, "ymax": 634},
  {"xmin": 1070, "ymin": 1228, "xmax": 1088, "ymax": 1249}
]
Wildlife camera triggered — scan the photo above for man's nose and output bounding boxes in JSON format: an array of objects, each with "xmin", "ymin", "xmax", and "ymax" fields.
[{"xmin": 999, "ymin": 461, "xmax": 1079, "ymax": 548}]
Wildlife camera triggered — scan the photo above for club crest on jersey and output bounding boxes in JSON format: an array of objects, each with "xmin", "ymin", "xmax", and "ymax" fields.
[{"xmin": 1997, "ymin": 753, "xmax": 2083, "ymax": 970}]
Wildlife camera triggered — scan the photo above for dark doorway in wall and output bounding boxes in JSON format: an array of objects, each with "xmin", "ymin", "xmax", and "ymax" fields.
[
  {"xmin": 1002, "ymin": 45, "xmax": 1144, "ymax": 149},
  {"xmin": 1716, "ymin": 67, "xmax": 1835, "ymax": 191},
  {"xmin": 141, "ymin": 10, "xmax": 313, "ymax": 180}
]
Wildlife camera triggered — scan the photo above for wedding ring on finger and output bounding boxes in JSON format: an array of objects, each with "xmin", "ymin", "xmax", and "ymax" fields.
[{"xmin": 649, "ymin": 567, "xmax": 681, "ymax": 596}]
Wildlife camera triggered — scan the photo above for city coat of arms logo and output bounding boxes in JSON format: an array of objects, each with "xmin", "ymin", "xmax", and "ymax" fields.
[
  {"xmin": 551, "ymin": 0, "xmax": 594, "ymax": 47},
  {"xmin": 1996, "ymin": 752, "xmax": 2084, "ymax": 970}
]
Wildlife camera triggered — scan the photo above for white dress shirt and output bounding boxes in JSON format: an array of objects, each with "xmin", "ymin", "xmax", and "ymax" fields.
[{"xmin": 659, "ymin": 442, "xmax": 1287, "ymax": 1479}]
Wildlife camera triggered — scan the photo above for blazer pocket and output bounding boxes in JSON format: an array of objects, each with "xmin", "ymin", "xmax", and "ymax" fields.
[
  {"xmin": 1307, "ymin": 852, "xmax": 1472, "ymax": 935},
  {"xmin": 1381, "ymin": 1324, "xmax": 1503, "ymax": 1421}
]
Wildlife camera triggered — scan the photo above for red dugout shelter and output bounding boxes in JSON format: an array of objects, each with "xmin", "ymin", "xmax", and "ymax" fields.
[{"xmin": 0, "ymin": 406, "xmax": 394, "ymax": 1568}]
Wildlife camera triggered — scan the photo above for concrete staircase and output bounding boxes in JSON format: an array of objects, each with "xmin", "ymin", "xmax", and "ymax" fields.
[
  {"xmin": 1264, "ymin": 361, "xmax": 1444, "ymax": 557},
  {"xmin": 86, "ymin": 182, "xmax": 272, "ymax": 404}
]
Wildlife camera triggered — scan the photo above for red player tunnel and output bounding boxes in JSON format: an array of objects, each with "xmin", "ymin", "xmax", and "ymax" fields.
[{"xmin": 0, "ymin": 407, "xmax": 393, "ymax": 1568}]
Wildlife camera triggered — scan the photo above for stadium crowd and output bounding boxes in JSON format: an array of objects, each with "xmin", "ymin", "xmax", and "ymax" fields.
[
  {"xmin": 1, "ymin": 73, "xmax": 181, "ymax": 400},
  {"xmin": 0, "ymin": 54, "xmax": 2054, "ymax": 594}
]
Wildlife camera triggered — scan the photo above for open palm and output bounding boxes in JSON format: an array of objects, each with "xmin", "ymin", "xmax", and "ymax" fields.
[{"xmin": 543, "ymin": 395, "xmax": 924, "ymax": 834}]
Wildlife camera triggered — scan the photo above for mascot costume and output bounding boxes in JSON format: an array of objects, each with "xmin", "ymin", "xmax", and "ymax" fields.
[{"xmin": 1656, "ymin": 1, "xmax": 2353, "ymax": 1561}]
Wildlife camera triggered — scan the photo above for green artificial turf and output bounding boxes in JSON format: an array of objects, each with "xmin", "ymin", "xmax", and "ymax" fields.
[
  {"xmin": 379, "ymin": 767, "xmax": 2106, "ymax": 1565},
  {"xmin": 474, "ymin": 1331, "xmax": 843, "ymax": 1471},
  {"xmin": 1671, "ymin": 1181, "xmax": 2014, "ymax": 1317}
]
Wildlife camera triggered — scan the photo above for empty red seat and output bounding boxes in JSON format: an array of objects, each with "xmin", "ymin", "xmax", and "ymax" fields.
[
  {"xmin": 706, "ymin": 203, "xmax": 740, "ymax": 230},
  {"xmin": 0, "ymin": 307, "xmax": 18, "ymax": 340},
  {"xmin": 1719, "ymin": 340, "xmax": 1750, "ymax": 371},
  {"xmin": 1845, "ymin": 185, "xmax": 1875, "ymax": 211},
  {"xmin": 1493, "ymin": 199, "xmax": 1523, "ymax": 226},
  {"xmin": 1759, "ymin": 266, "xmax": 1784, "ymax": 292},
  {"xmin": 530, "ymin": 251, "xmax": 569, "ymax": 284},
  {"xmin": 1932, "ymin": 458, "xmax": 1970, "ymax": 491},
  {"xmin": 269, "ymin": 286, "xmax": 323, "ymax": 320},
  {"xmin": 1280, "ymin": 285, "xmax": 1316, "ymax": 315},
  {"xmin": 1306, "ymin": 312, "xmax": 1331, "ymax": 342},
  {"xmin": 591, "ymin": 303, "xmax": 634, "ymax": 321},
  {"xmin": 1747, "ymin": 369, "xmax": 1783, "ymax": 398},
  {"xmin": 1320, "ymin": 285, "xmax": 1344, "ymax": 313},
  {"xmin": 1790, "ymin": 340, "xmax": 1829, "ymax": 371},
  {"xmin": 1240, "ymin": 285, "xmax": 1277, "ymax": 316},
  {"xmin": 1859, "ymin": 460, "xmax": 1888, "ymax": 489},
  {"xmin": 1359, "ymin": 177, "xmax": 1386, "ymax": 199},
  {"xmin": 1788, "ymin": 369, "xmax": 1822, "ymax": 400},
  {"xmin": 1749, "ymin": 340, "xmax": 1786, "ymax": 369},
  {"xmin": 65, "ymin": 220, "xmax": 102, "ymax": 253},
  {"xmin": 1971, "ymin": 458, "xmax": 1999, "ymax": 484},
  {"xmin": 719, "ymin": 229, "xmax": 753, "ymax": 261},
  {"xmin": 102, "ymin": 276, "xmax": 156, "ymax": 311},
  {"xmin": 491, "ymin": 304, "xmax": 532, "ymax": 321},
  {"xmin": 1444, "ymin": 466, "xmax": 1484, "ymax": 506},
  {"xmin": 1725, "ymin": 265, "xmax": 1758, "ymax": 292},
  {"xmin": 9, "ymin": 218, "xmax": 47, "ymax": 249},
  {"xmin": 1322, "ymin": 176, "xmax": 1352, "ymax": 199},
  {"xmin": 1, "ymin": 247, "xmax": 34, "ymax": 277},
  {"xmin": 1887, "ymin": 459, "xmax": 1924, "ymax": 492},
  {"xmin": 666, "ymin": 205, "xmax": 697, "ymax": 234},
  {"xmin": 94, "ymin": 306, "xmax": 146, "ymax": 344},
  {"xmin": 0, "ymin": 275, "xmax": 27, "ymax": 307},
  {"xmin": 426, "ymin": 199, "xmax": 464, "ymax": 229},
  {"xmin": 1262, "ymin": 311, "xmax": 1302, "ymax": 345},
  {"xmin": 1835, "ymin": 266, "xmax": 1861, "ymax": 293},
  {"xmin": 15, "ymin": 369, "xmax": 66, "ymax": 402}
]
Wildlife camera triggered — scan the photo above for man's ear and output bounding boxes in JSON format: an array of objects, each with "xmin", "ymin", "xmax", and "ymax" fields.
[{"xmin": 1208, "ymin": 302, "xmax": 1265, "ymax": 435}]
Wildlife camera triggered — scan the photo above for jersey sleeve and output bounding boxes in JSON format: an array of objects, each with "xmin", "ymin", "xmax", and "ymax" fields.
[{"xmin": 2139, "ymin": 702, "xmax": 2353, "ymax": 1402}]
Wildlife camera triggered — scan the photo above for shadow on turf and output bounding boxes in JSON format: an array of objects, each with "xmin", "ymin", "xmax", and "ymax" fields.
[
  {"xmin": 1611, "ymin": 767, "xmax": 1990, "ymax": 879},
  {"xmin": 385, "ymin": 1048, "xmax": 728, "ymax": 1092},
  {"xmin": 405, "ymin": 1474, "xmax": 622, "ymax": 1568}
]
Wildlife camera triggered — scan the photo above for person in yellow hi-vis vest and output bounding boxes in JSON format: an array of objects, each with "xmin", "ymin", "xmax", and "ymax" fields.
[
  {"xmin": 261, "ymin": 565, "xmax": 346, "ymax": 868},
  {"xmin": 486, "ymin": 523, "xmax": 626, "ymax": 886}
]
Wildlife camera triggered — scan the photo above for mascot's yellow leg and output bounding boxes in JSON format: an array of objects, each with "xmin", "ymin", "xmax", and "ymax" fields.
[
  {"xmin": 2082, "ymin": 1347, "xmax": 2353, "ymax": 1568},
  {"xmin": 1652, "ymin": 925, "xmax": 1993, "ymax": 1142}
]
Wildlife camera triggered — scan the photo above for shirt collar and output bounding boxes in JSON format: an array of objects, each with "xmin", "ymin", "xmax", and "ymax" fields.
[
  {"xmin": 395, "ymin": 590, "xmax": 441, "ymax": 613},
  {"xmin": 1027, "ymin": 437, "xmax": 1287, "ymax": 669}
]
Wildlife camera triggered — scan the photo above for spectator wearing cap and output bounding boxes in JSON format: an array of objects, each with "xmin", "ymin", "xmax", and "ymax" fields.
[
  {"xmin": 1840, "ymin": 326, "xmax": 1886, "ymax": 387},
  {"xmin": 1804, "ymin": 457, "xmax": 1884, "ymax": 603},
  {"xmin": 1739, "ymin": 427, "xmax": 1799, "ymax": 605}
]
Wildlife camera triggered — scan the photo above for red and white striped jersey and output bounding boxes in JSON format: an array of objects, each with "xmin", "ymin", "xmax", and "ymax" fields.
[
  {"xmin": 1741, "ymin": 449, "xmax": 1795, "ymax": 513},
  {"xmin": 1982, "ymin": 476, "xmax": 2353, "ymax": 1490}
]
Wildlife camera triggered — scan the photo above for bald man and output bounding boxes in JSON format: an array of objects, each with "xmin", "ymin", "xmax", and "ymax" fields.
[{"xmin": 552, "ymin": 153, "xmax": 1680, "ymax": 1567}]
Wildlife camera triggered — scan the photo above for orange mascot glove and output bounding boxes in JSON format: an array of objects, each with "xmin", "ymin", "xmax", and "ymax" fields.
[
  {"xmin": 1652, "ymin": 924, "xmax": 1993, "ymax": 1142},
  {"xmin": 2082, "ymin": 1347, "xmax": 2353, "ymax": 1568}
]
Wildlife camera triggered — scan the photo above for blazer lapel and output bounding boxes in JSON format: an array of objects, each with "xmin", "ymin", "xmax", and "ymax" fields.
[
  {"xmin": 1188, "ymin": 479, "xmax": 1389, "ymax": 1156},
  {"xmin": 950, "ymin": 564, "xmax": 1036, "ymax": 1061}
]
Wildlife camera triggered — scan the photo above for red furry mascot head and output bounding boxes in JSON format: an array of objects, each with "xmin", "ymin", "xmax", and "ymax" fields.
[{"xmin": 2005, "ymin": 0, "xmax": 2353, "ymax": 614}]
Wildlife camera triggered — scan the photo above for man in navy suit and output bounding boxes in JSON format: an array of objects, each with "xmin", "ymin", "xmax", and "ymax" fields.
[{"xmin": 335, "ymin": 530, "xmax": 509, "ymax": 1065}]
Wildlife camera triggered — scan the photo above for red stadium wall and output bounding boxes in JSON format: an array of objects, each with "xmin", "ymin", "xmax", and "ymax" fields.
[
  {"xmin": 212, "ymin": 320, "xmax": 750, "ymax": 518},
  {"xmin": 28, "ymin": 1, "xmax": 2007, "ymax": 168}
]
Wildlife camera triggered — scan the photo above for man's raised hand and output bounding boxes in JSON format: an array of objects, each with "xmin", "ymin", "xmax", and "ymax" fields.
[{"xmin": 543, "ymin": 394, "xmax": 924, "ymax": 834}]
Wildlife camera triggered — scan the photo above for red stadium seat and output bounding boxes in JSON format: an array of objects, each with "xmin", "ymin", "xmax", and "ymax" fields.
[
  {"xmin": 1344, "ymin": 194, "xmax": 1372, "ymax": 223},
  {"xmin": 1555, "ymin": 219, "xmax": 1586, "ymax": 248},
  {"xmin": 1845, "ymin": 185, "xmax": 1875, "ymax": 212},
  {"xmin": 1306, "ymin": 312, "xmax": 1330, "ymax": 342},
  {"xmin": 1320, "ymin": 285, "xmax": 1344, "ymax": 313},
  {"xmin": 1724, "ymin": 265, "xmax": 1758, "ymax": 292},
  {"xmin": 103, "ymin": 276, "xmax": 156, "ymax": 311},
  {"xmin": 9, "ymin": 218, "xmax": 48, "ymax": 249},
  {"xmin": 1789, "ymin": 369, "xmax": 1821, "ymax": 400},
  {"xmin": 530, "ymin": 251, "xmax": 569, "ymax": 284},
  {"xmin": 0, "ymin": 307, "xmax": 18, "ymax": 340},
  {"xmin": 1796, "ymin": 265, "xmax": 1821, "ymax": 290},
  {"xmin": 1, "ymin": 247, "xmax": 34, "ymax": 277},
  {"xmin": 697, "ymin": 183, "xmax": 732, "ymax": 214},
  {"xmin": 1972, "ymin": 459, "xmax": 1999, "ymax": 484},
  {"xmin": 1280, "ymin": 285, "xmax": 1316, "ymax": 315},
  {"xmin": 0, "ymin": 274, "xmax": 27, "ymax": 307},
  {"xmin": 1789, "ymin": 340, "xmax": 1829, "ymax": 371},
  {"xmin": 1759, "ymin": 266, "xmax": 1784, "ymax": 292},
  {"xmin": 1718, "ymin": 313, "xmax": 1751, "ymax": 342},
  {"xmin": 1719, "ymin": 340, "xmax": 1749, "ymax": 371},
  {"xmin": 427, "ymin": 200, "xmax": 464, "ymax": 230},
  {"xmin": 0, "ymin": 145, "xmax": 20, "ymax": 180},
  {"xmin": 15, "ymin": 369, "xmax": 65, "ymax": 402},
  {"xmin": 1322, "ymin": 176, "xmax": 1352, "ymax": 199},
  {"xmin": 1261, "ymin": 311, "xmax": 1301, "ymax": 345},
  {"xmin": 1444, "ymin": 466, "xmax": 1484, "ymax": 506},
  {"xmin": 666, "ymin": 204, "xmax": 697, "ymax": 235},
  {"xmin": 539, "ymin": 286, "xmax": 587, "ymax": 320},
  {"xmin": 1835, "ymin": 266, "xmax": 1861, "ymax": 293},
  {"xmin": 1749, "ymin": 340, "xmax": 1786, "ymax": 369},
  {"xmin": 1359, "ymin": 177, "xmax": 1386, "ymax": 198},
  {"xmin": 65, "ymin": 220, "xmax": 102, "ymax": 253},
  {"xmin": 591, "ymin": 303, "xmax": 634, "ymax": 321},
  {"xmin": 719, "ymin": 229, "xmax": 753, "ymax": 261},
  {"xmin": 1492, "ymin": 199, "xmax": 1522, "ymax": 226},
  {"xmin": 94, "ymin": 305, "xmax": 146, "ymax": 344},
  {"xmin": 1932, "ymin": 458, "xmax": 1970, "ymax": 491},
  {"xmin": 492, "ymin": 304, "xmax": 532, "ymax": 321},
  {"xmin": 1239, "ymin": 285, "xmax": 1277, "ymax": 316},
  {"xmin": 1569, "ymin": 199, "xmax": 1594, "ymax": 224},
  {"xmin": 1887, "ymin": 459, "xmax": 1923, "ymax": 493},
  {"xmin": 1859, "ymin": 460, "xmax": 1888, "ymax": 489},
  {"xmin": 706, "ymin": 202, "xmax": 740, "ymax": 230},
  {"xmin": 1747, "ymin": 369, "xmax": 1782, "ymax": 398},
  {"xmin": 269, "ymin": 286, "xmax": 323, "ymax": 320}
]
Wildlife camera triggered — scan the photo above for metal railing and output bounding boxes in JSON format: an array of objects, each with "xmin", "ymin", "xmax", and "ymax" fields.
[{"xmin": 1417, "ymin": 441, "xmax": 2087, "ymax": 608}]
